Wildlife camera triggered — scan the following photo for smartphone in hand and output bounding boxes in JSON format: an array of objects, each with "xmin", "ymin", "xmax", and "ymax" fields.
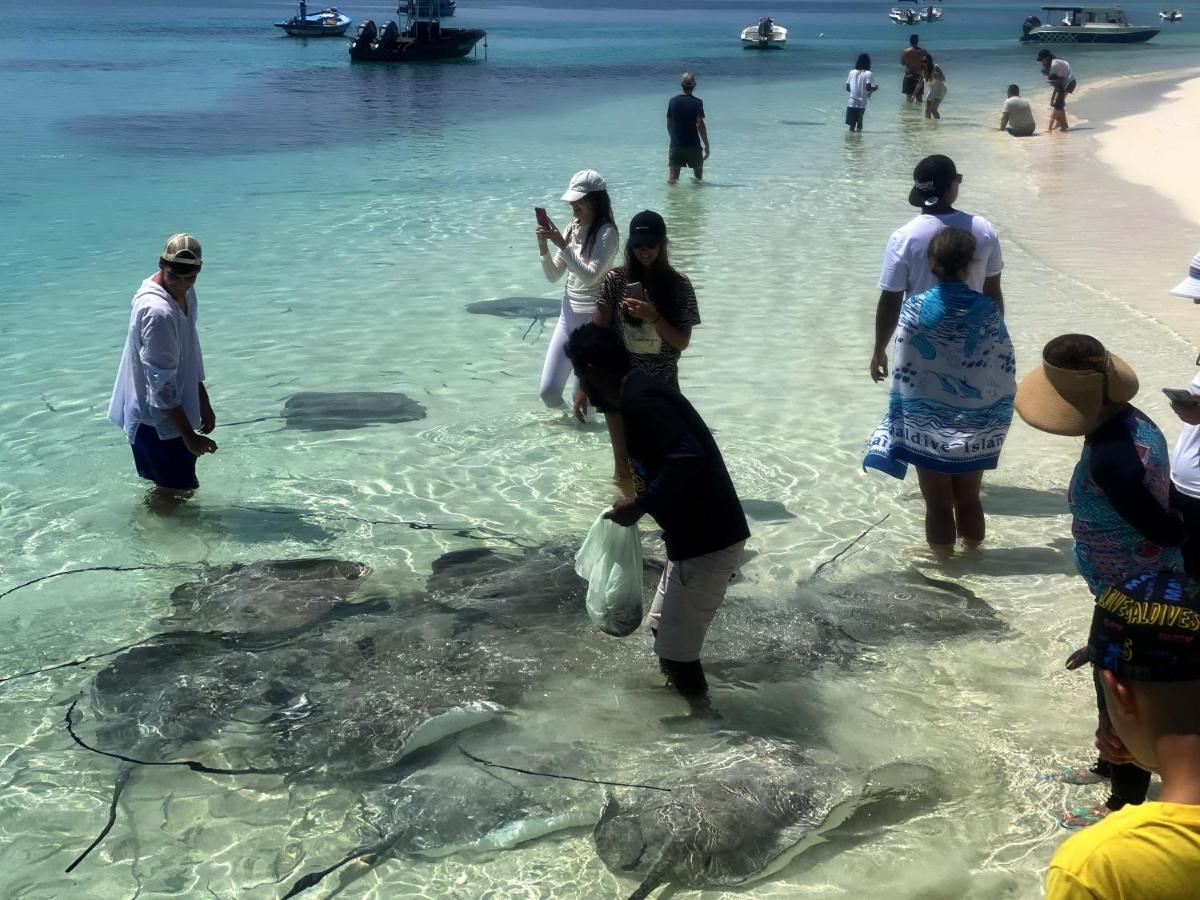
[
  {"xmin": 1163, "ymin": 388, "xmax": 1200, "ymax": 406},
  {"xmin": 625, "ymin": 281, "xmax": 644, "ymax": 300},
  {"xmin": 535, "ymin": 207, "xmax": 552, "ymax": 229}
]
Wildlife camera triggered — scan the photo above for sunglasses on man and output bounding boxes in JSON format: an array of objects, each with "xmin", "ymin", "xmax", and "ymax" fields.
[{"xmin": 165, "ymin": 261, "xmax": 202, "ymax": 277}]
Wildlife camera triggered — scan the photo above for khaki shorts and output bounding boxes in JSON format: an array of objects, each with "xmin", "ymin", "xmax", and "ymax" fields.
[
  {"xmin": 647, "ymin": 540, "xmax": 745, "ymax": 662},
  {"xmin": 669, "ymin": 145, "xmax": 704, "ymax": 174}
]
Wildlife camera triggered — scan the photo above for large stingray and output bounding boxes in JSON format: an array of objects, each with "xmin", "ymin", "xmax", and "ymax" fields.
[
  {"xmin": 594, "ymin": 741, "xmax": 941, "ymax": 899},
  {"xmin": 465, "ymin": 296, "xmax": 560, "ymax": 319},
  {"xmin": 282, "ymin": 391, "xmax": 426, "ymax": 430},
  {"xmin": 162, "ymin": 558, "xmax": 373, "ymax": 634}
]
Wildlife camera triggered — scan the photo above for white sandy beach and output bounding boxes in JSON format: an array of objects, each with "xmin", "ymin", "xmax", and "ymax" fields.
[{"xmin": 1094, "ymin": 75, "xmax": 1200, "ymax": 229}]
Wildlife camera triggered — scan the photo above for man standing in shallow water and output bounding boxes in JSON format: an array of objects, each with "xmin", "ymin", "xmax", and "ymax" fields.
[
  {"xmin": 108, "ymin": 234, "xmax": 217, "ymax": 502},
  {"xmin": 666, "ymin": 71, "xmax": 709, "ymax": 184},
  {"xmin": 900, "ymin": 33, "xmax": 928, "ymax": 103}
]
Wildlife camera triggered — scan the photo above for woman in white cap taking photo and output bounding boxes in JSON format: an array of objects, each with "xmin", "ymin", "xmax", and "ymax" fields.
[
  {"xmin": 535, "ymin": 169, "xmax": 619, "ymax": 414},
  {"xmin": 1015, "ymin": 334, "xmax": 1184, "ymax": 823},
  {"xmin": 1166, "ymin": 249, "xmax": 1200, "ymax": 577}
]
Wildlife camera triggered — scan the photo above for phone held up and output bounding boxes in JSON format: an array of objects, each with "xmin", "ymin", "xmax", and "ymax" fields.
[
  {"xmin": 1163, "ymin": 388, "xmax": 1200, "ymax": 406},
  {"xmin": 625, "ymin": 281, "xmax": 644, "ymax": 300},
  {"xmin": 535, "ymin": 207, "xmax": 552, "ymax": 230}
]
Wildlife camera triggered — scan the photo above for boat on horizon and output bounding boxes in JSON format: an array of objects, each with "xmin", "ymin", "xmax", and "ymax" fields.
[
  {"xmin": 889, "ymin": 1, "xmax": 921, "ymax": 24},
  {"xmin": 1020, "ymin": 5, "xmax": 1159, "ymax": 42},
  {"xmin": 1159, "ymin": 8, "xmax": 1183, "ymax": 21},
  {"xmin": 275, "ymin": 1, "xmax": 352, "ymax": 36},
  {"xmin": 740, "ymin": 17, "xmax": 788, "ymax": 48},
  {"xmin": 348, "ymin": 2, "xmax": 485, "ymax": 62}
]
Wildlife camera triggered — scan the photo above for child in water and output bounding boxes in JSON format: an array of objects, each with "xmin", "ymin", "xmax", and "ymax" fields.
[{"xmin": 925, "ymin": 65, "xmax": 946, "ymax": 119}]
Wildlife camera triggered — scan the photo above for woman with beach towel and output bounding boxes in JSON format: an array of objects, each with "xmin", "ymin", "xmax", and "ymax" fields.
[{"xmin": 865, "ymin": 228, "xmax": 1016, "ymax": 553}]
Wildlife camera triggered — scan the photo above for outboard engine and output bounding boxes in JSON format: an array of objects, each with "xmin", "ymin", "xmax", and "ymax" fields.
[
  {"xmin": 758, "ymin": 17, "xmax": 773, "ymax": 38},
  {"xmin": 1022, "ymin": 15, "xmax": 1041, "ymax": 36},
  {"xmin": 352, "ymin": 18, "xmax": 376, "ymax": 50},
  {"xmin": 376, "ymin": 19, "xmax": 400, "ymax": 48}
]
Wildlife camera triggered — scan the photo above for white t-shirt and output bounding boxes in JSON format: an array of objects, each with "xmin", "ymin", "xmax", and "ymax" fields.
[
  {"xmin": 878, "ymin": 210, "xmax": 1004, "ymax": 299},
  {"xmin": 846, "ymin": 69, "xmax": 876, "ymax": 108},
  {"xmin": 1171, "ymin": 373, "xmax": 1200, "ymax": 499},
  {"xmin": 107, "ymin": 277, "xmax": 206, "ymax": 443},
  {"xmin": 1003, "ymin": 96, "xmax": 1036, "ymax": 130},
  {"xmin": 1047, "ymin": 58, "xmax": 1072, "ymax": 86},
  {"xmin": 540, "ymin": 221, "xmax": 619, "ymax": 315}
]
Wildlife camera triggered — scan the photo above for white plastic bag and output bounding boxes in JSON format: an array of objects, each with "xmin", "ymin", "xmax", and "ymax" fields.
[{"xmin": 575, "ymin": 512, "xmax": 644, "ymax": 637}]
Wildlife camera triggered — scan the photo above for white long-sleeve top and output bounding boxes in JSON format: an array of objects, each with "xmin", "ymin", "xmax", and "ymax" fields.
[
  {"xmin": 540, "ymin": 221, "xmax": 619, "ymax": 314},
  {"xmin": 107, "ymin": 276, "xmax": 206, "ymax": 444}
]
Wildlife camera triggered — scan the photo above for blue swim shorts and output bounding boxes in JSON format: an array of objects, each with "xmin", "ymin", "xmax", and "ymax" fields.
[{"xmin": 131, "ymin": 424, "xmax": 199, "ymax": 490}]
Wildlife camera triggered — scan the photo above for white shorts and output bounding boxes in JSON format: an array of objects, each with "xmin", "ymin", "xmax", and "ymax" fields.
[{"xmin": 647, "ymin": 540, "xmax": 745, "ymax": 662}]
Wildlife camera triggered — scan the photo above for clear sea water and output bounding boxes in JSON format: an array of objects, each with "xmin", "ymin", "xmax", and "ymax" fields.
[{"xmin": 4, "ymin": 1, "xmax": 1200, "ymax": 897}]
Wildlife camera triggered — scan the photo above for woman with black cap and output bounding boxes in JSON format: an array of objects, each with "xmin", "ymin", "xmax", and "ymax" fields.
[{"xmin": 585, "ymin": 210, "xmax": 700, "ymax": 481}]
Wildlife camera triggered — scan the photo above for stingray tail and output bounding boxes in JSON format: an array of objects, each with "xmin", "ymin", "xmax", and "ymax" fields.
[
  {"xmin": 282, "ymin": 828, "xmax": 407, "ymax": 898},
  {"xmin": 626, "ymin": 846, "xmax": 678, "ymax": 900},
  {"xmin": 66, "ymin": 762, "xmax": 133, "ymax": 872}
]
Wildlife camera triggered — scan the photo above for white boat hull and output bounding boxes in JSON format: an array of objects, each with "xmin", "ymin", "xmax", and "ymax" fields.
[{"xmin": 740, "ymin": 25, "xmax": 787, "ymax": 46}]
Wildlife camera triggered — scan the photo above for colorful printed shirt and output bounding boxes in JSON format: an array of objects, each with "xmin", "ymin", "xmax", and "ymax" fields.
[{"xmin": 1068, "ymin": 405, "xmax": 1185, "ymax": 595}]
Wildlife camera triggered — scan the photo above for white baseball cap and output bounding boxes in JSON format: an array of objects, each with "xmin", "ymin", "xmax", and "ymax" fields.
[
  {"xmin": 1170, "ymin": 249, "xmax": 1200, "ymax": 300},
  {"xmin": 561, "ymin": 169, "xmax": 607, "ymax": 202}
]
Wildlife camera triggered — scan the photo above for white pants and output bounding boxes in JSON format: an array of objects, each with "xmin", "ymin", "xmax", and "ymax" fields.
[
  {"xmin": 647, "ymin": 540, "xmax": 745, "ymax": 662},
  {"xmin": 538, "ymin": 301, "xmax": 593, "ymax": 408}
]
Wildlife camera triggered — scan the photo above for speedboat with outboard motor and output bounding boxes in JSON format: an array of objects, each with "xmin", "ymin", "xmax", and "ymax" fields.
[
  {"xmin": 890, "ymin": 1, "xmax": 922, "ymax": 24},
  {"xmin": 1159, "ymin": 9, "xmax": 1183, "ymax": 21},
  {"xmin": 275, "ymin": 1, "xmax": 352, "ymax": 36},
  {"xmin": 740, "ymin": 17, "xmax": 788, "ymax": 48},
  {"xmin": 348, "ymin": 2, "xmax": 485, "ymax": 61},
  {"xmin": 923, "ymin": 6, "xmax": 943, "ymax": 21},
  {"xmin": 1020, "ymin": 5, "xmax": 1159, "ymax": 42}
]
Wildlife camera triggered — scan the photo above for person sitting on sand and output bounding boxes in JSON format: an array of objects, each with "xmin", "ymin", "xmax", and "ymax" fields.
[
  {"xmin": 1166, "ymin": 250, "xmax": 1200, "ymax": 578},
  {"xmin": 924, "ymin": 64, "xmax": 947, "ymax": 119},
  {"xmin": 1046, "ymin": 570, "xmax": 1200, "ymax": 899},
  {"xmin": 865, "ymin": 228, "xmax": 1015, "ymax": 554},
  {"xmin": 1015, "ymin": 335, "xmax": 1186, "ymax": 823},
  {"xmin": 588, "ymin": 210, "xmax": 700, "ymax": 482},
  {"xmin": 999, "ymin": 84, "xmax": 1036, "ymax": 137},
  {"xmin": 565, "ymin": 324, "xmax": 749, "ymax": 700}
]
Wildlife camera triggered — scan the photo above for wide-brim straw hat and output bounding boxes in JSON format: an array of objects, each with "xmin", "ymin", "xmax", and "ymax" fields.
[{"xmin": 1014, "ymin": 352, "xmax": 1139, "ymax": 436}]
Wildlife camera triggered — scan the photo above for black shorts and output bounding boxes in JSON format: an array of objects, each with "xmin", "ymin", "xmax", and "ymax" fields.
[
  {"xmin": 669, "ymin": 145, "xmax": 704, "ymax": 173},
  {"xmin": 902, "ymin": 72, "xmax": 922, "ymax": 97},
  {"xmin": 131, "ymin": 423, "xmax": 199, "ymax": 490},
  {"xmin": 845, "ymin": 106, "xmax": 865, "ymax": 127}
]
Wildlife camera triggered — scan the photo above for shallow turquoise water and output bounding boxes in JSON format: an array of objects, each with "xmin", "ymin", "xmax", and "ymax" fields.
[{"xmin": 3, "ymin": 1, "xmax": 1200, "ymax": 898}]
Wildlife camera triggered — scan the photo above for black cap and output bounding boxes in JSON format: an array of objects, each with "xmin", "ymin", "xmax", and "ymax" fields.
[
  {"xmin": 1036, "ymin": 48, "xmax": 1053, "ymax": 60},
  {"xmin": 1065, "ymin": 571, "xmax": 1200, "ymax": 682},
  {"xmin": 628, "ymin": 210, "xmax": 667, "ymax": 246},
  {"xmin": 908, "ymin": 154, "xmax": 959, "ymax": 208}
]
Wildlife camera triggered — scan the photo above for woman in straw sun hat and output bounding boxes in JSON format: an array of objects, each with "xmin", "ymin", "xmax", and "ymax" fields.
[{"xmin": 1015, "ymin": 333, "xmax": 1185, "ymax": 822}]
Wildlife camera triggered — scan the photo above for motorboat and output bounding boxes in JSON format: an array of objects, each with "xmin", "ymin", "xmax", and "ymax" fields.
[
  {"xmin": 740, "ymin": 17, "xmax": 787, "ymax": 48},
  {"xmin": 275, "ymin": 1, "xmax": 352, "ymax": 36},
  {"xmin": 890, "ymin": 1, "xmax": 922, "ymax": 24},
  {"xmin": 1021, "ymin": 6, "xmax": 1160, "ymax": 42},
  {"xmin": 348, "ymin": 2, "xmax": 485, "ymax": 61},
  {"xmin": 407, "ymin": 0, "xmax": 456, "ymax": 15},
  {"xmin": 1159, "ymin": 9, "xmax": 1183, "ymax": 21},
  {"xmin": 923, "ymin": 6, "xmax": 943, "ymax": 21}
]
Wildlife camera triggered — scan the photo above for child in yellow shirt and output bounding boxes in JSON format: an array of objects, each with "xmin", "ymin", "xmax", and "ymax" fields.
[{"xmin": 1046, "ymin": 571, "xmax": 1200, "ymax": 899}]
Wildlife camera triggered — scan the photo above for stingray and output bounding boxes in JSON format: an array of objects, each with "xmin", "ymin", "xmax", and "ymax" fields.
[
  {"xmin": 282, "ymin": 738, "xmax": 609, "ymax": 897},
  {"xmin": 594, "ymin": 740, "xmax": 940, "ymax": 899},
  {"xmin": 740, "ymin": 499, "xmax": 797, "ymax": 522},
  {"xmin": 281, "ymin": 391, "xmax": 426, "ymax": 431},
  {"xmin": 162, "ymin": 558, "xmax": 373, "ymax": 634},
  {"xmin": 466, "ymin": 296, "xmax": 561, "ymax": 320}
]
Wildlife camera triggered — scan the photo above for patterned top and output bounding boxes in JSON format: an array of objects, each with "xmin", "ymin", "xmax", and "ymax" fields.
[
  {"xmin": 1069, "ymin": 406, "xmax": 1185, "ymax": 595},
  {"xmin": 598, "ymin": 267, "xmax": 701, "ymax": 388}
]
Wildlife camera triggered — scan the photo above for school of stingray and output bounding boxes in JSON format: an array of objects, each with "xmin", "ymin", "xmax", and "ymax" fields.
[{"xmin": 3, "ymin": 382, "xmax": 1013, "ymax": 898}]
